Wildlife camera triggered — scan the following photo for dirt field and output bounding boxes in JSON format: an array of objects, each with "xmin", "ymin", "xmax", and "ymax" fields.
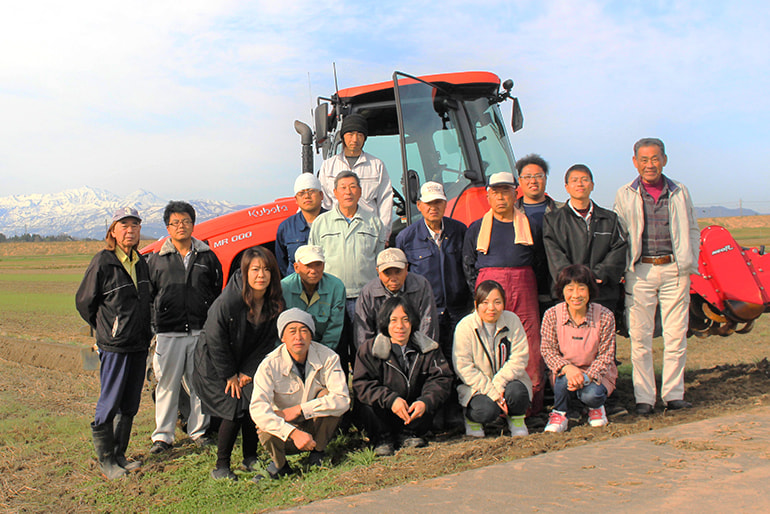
[{"xmin": 1, "ymin": 236, "xmax": 770, "ymax": 511}]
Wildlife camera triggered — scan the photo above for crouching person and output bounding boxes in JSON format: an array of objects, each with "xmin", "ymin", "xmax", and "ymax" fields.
[
  {"xmin": 352, "ymin": 297, "xmax": 453, "ymax": 456},
  {"xmin": 250, "ymin": 308, "xmax": 350, "ymax": 481},
  {"xmin": 540, "ymin": 265, "xmax": 617, "ymax": 432},
  {"xmin": 453, "ymin": 280, "xmax": 532, "ymax": 438}
]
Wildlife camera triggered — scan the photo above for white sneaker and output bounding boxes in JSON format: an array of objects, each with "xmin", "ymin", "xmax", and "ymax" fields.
[
  {"xmin": 544, "ymin": 410, "xmax": 568, "ymax": 433},
  {"xmin": 588, "ymin": 405, "xmax": 608, "ymax": 427},
  {"xmin": 464, "ymin": 418, "xmax": 484, "ymax": 438},
  {"xmin": 507, "ymin": 415, "xmax": 528, "ymax": 437}
]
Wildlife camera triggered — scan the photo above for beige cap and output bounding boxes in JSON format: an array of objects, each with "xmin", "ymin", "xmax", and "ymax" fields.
[
  {"xmin": 487, "ymin": 172, "xmax": 516, "ymax": 189},
  {"xmin": 294, "ymin": 245, "xmax": 325, "ymax": 265},
  {"xmin": 376, "ymin": 248, "xmax": 408, "ymax": 272},
  {"xmin": 419, "ymin": 181, "xmax": 447, "ymax": 203}
]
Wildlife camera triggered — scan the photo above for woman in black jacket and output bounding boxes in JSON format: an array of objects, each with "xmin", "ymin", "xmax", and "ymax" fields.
[
  {"xmin": 353, "ymin": 296, "xmax": 453, "ymax": 456},
  {"xmin": 193, "ymin": 247, "xmax": 284, "ymax": 480},
  {"xmin": 76, "ymin": 207, "xmax": 152, "ymax": 480}
]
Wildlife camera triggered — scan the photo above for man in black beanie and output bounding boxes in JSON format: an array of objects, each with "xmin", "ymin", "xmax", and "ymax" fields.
[{"xmin": 318, "ymin": 113, "xmax": 393, "ymax": 239}]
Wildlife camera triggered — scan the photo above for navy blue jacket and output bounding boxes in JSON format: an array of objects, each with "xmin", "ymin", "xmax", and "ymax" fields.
[
  {"xmin": 275, "ymin": 208, "xmax": 327, "ymax": 277},
  {"xmin": 395, "ymin": 217, "xmax": 471, "ymax": 319}
]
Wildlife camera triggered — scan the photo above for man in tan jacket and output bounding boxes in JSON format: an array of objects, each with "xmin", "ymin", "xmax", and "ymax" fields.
[{"xmin": 250, "ymin": 309, "xmax": 350, "ymax": 480}]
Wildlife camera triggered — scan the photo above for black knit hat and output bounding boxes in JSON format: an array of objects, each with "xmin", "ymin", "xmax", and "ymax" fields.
[{"xmin": 340, "ymin": 114, "xmax": 368, "ymax": 138}]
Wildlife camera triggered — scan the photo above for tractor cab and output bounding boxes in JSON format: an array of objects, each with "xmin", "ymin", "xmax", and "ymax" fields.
[{"xmin": 313, "ymin": 71, "xmax": 524, "ymax": 236}]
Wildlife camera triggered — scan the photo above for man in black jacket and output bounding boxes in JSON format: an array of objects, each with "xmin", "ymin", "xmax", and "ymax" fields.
[
  {"xmin": 147, "ymin": 201, "xmax": 222, "ymax": 454},
  {"xmin": 76, "ymin": 207, "xmax": 152, "ymax": 479},
  {"xmin": 543, "ymin": 164, "xmax": 628, "ymax": 313}
]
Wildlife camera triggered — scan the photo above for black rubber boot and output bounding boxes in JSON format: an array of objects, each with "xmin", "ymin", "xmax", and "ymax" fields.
[
  {"xmin": 91, "ymin": 421, "xmax": 126, "ymax": 480},
  {"xmin": 113, "ymin": 414, "xmax": 142, "ymax": 472}
]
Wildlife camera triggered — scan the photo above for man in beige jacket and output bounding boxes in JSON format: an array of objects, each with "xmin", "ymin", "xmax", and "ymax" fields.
[{"xmin": 250, "ymin": 309, "xmax": 350, "ymax": 480}]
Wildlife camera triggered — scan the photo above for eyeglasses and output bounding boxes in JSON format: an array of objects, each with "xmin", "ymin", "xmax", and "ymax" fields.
[
  {"xmin": 296, "ymin": 189, "xmax": 319, "ymax": 198},
  {"xmin": 168, "ymin": 219, "xmax": 193, "ymax": 227},
  {"xmin": 520, "ymin": 174, "xmax": 545, "ymax": 181}
]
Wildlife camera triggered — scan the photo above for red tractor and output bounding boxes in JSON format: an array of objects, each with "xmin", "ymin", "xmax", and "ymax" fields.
[{"xmin": 140, "ymin": 70, "xmax": 770, "ymax": 337}]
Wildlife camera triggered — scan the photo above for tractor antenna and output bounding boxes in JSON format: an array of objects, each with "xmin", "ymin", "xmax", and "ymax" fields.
[{"xmin": 333, "ymin": 62, "xmax": 340, "ymax": 97}]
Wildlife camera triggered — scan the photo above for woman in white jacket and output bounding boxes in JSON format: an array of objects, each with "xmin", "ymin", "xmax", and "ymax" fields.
[{"xmin": 453, "ymin": 280, "xmax": 532, "ymax": 438}]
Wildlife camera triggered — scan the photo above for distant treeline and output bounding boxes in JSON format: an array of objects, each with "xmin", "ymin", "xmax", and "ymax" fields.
[{"xmin": 0, "ymin": 233, "xmax": 99, "ymax": 243}]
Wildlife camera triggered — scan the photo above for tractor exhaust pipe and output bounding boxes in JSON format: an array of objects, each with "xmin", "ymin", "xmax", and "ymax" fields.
[{"xmin": 294, "ymin": 120, "xmax": 314, "ymax": 175}]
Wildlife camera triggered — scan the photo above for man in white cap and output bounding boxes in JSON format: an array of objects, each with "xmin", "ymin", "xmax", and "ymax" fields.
[
  {"xmin": 354, "ymin": 248, "xmax": 438, "ymax": 350},
  {"xmin": 250, "ymin": 308, "xmax": 350, "ymax": 480},
  {"xmin": 395, "ymin": 181, "xmax": 471, "ymax": 360},
  {"xmin": 318, "ymin": 113, "xmax": 393, "ymax": 237},
  {"xmin": 275, "ymin": 173, "xmax": 327, "ymax": 277},
  {"xmin": 281, "ymin": 245, "xmax": 346, "ymax": 352},
  {"xmin": 462, "ymin": 171, "xmax": 546, "ymax": 415}
]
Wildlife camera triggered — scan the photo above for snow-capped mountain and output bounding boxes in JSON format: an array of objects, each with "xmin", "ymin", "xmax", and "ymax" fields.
[{"xmin": 0, "ymin": 187, "xmax": 245, "ymax": 239}]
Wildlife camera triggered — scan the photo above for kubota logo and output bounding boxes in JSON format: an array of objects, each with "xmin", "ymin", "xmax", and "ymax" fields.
[
  {"xmin": 711, "ymin": 244, "xmax": 734, "ymax": 256},
  {"xmin": 248, "ymin": 204, "xmax": 288, "ymax": 218}
]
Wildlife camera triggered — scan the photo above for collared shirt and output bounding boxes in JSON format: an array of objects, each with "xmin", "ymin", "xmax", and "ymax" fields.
[
  {"xmin": 425, "ymin": 220, "xmax": 443, "ymax": 248},
  {"xmin": 639, "ymin": 181, "xmax": 674, "ymax": 257},
  {"xmin": 568, "ymin": 200, "xmax": 594, "ymax": 228},
  {"xmin": 281, "ymin": 272, "xmax": 347, "ymax": 351},
  {"xmin": 317, "ymin": 151, "xmax": 394, "ymax": 236},
  {"xmin": 275, "ymin": 208, "xmax": 327, "ymax": 277},
  {"xmin": 540, "ymin": 302, "xmax": 616, "ymax": 383},
  {"xmin": 308, "ymin": 205, "xmax": 386, "ymax": 298},
  {"xmin": 114, "ymin": 246, "xmax": 139, "ymax": 288}
]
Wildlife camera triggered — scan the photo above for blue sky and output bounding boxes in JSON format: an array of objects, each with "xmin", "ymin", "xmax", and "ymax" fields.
[{"xmin": 1, "ymin": 1, "xmax": 768, "ymax": 212}]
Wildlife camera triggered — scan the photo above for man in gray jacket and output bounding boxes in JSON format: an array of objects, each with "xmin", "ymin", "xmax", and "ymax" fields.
[
  {"xmin": 355, "ymin": 248, "xmax": 438, "ymax": 350},
  {"xmin": 614, "ymin": 138, "xmax": 699, "ymax": 416}
]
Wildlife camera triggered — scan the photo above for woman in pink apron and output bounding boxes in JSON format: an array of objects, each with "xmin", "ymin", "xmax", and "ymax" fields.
[{"xmin": 540, "ymin": 265, "xmax": 617, "ymax": 432}]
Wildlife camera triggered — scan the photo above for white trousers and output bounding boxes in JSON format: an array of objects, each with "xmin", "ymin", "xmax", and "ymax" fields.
[
  {"xmin": 625, "ymin": 263, "xmax": 690, "ymax": 405},
  {"xmin": 152, "ymin": 333, "xmax": 209, "ymax": 443}
]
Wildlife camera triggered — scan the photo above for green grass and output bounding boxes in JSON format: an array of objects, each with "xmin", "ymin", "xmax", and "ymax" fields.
[{"xmin": 0, "ymin": 291, "xmax": 76, "ymax": 314}]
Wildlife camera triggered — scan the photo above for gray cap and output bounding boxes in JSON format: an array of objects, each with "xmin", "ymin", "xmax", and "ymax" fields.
[
  {"xmin": 277, "ymin": 308, "xmax": 315, "ymax": 338},
  {"xmin": 111, "ymin": 206, "xmax": 141, "ymax": 223},
  {"xmin": 376, "ymin": 248, "xmax": 408, "ymax": 272}
]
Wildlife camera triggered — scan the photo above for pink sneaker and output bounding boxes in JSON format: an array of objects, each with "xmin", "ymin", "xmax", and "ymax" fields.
[
  {"xmin": 588, "ymin": 405, "xmax": 608, "ymax": 427},
  {"xmin": 544, "ymin": 410, "xmax": 568, "ymax": 433}
]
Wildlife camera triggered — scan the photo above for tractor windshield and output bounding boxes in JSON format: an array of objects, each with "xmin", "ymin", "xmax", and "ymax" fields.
[{"xmin": 391, "ymin": 74, "xmax": 517, "ymax": 224}]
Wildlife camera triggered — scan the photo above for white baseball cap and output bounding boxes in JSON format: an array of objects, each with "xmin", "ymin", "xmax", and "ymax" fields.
[
  {"xmin": 419, "ymin": 181, "xmax": 447, "ymax": 203},
  {"xmin": 487, "ymin": 172, "xmax": 516, "ymax": 189},
  {"xmin": 294, "ymin": 245, "xmax": 325, "ymax": 265}
]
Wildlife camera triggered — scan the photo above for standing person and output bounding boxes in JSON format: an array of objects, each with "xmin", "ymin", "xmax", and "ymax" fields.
[
  {"xmin": 193, "ymin": 247, "xmax": 284, "ymax": 480},
  {"xmin": 76, "ymin": 207, "xmax": 152, "ymax": 479},
  {"xmin": 515, "ymin": 154, "xmax": 560, "ymax": 315},
  {"xmin": 543, "ymin": 164, "xmax": 627, "ymax": 314},
  {"xmin": 318, "ymin": 113, "xmax": 393, "ymax": 237},
  {"xmin": 355, "ymin": 248, "xmax": 438, "ymax": 351},
  {"xmin": 309, "ymin": 170, "xmax": 387, "ymax": 371},
  {"xmin": 395, "ymin": 181, "xmax": 471, "ymax": 361},
  {"xmin": 452, "ymin": 280, "xmax": 532, "ymax": 438},
  {"xmin": 146, "ymin": 201, "xmax": 223, "ymax": 455},
  {"xmin": 462, "ymin": 172, "xmax": 545, "ymax": 415},
  {"xmin": 275, "ymin": 174, "xmax": 327, "ymax": 277},
  {"xmin": 541, "ymin": 265, "xmax": 618, "ymax": 432},
  {"xmin": 614, "ymin": 138, "xmax": 700, "ymax": 415},
  {"xmin": 250, "ymin": 309, "xmax": 350, "ymax": 480},
  {"xmin": 281, "ymin": 245, "xmax": 346, "ymax": 351},
  {"xmin": 353, "ymin": 297, "xmax": 453, "ymax": 456}
]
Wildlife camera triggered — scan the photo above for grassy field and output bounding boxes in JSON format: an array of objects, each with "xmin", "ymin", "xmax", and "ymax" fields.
[{"xmin": 1, "ymin": 233, "xmax": 770, "ymax": 513}]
